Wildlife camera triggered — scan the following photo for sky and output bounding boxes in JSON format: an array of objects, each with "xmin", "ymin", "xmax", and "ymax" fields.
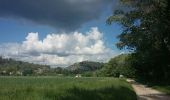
[{"xmin": 0, "ymin": 0, "xmax": 126, "ymax": 67}]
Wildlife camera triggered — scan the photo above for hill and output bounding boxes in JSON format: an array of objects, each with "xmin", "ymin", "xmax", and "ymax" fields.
[
  {"xmin": 66, "ymin": 61, "xmax": 104, "ymax": 74},
  {"xmin": 0, "ymin": 57, "xmax": 50, "ymax": 76}
]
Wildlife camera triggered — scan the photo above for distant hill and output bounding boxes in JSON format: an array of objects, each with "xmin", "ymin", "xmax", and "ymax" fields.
[
  {"xmin": 66, "ymin": 61, "xmax": 104, "ymax": 74},
  {"xmin": 0, "ymin": 57, "xmax": 50, "ymax": 76}
]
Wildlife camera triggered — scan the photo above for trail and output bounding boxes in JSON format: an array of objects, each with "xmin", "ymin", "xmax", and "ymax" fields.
[{"xmin": 127, "ymin": 79, "xmax": 170, "ymax": 100}]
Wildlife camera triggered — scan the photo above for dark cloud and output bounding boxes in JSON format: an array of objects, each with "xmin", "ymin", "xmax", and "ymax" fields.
[{"xmin": 0, "ymin": 0, "xmax": 112, "ymax": 31}]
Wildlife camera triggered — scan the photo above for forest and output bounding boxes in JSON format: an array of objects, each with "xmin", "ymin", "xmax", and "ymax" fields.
[{"xmin": 107, "ymin": 0, "xmax": 170, "ymax": 84}]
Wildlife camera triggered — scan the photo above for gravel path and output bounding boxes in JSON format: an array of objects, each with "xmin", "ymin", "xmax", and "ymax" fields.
[{"xmin": 127, "ymin": 79, "xmax": 170, "ymax": 100}]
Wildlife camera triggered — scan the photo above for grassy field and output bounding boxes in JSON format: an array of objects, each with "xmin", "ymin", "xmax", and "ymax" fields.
[{"xmin": 0, "ymin": 77, "xmax": 137, "ymax": 100}]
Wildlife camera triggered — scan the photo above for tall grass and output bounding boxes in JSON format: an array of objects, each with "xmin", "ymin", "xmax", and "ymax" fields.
[{"xmin": 0, "ymin": 76, "xmax": 137, "ymax": 100}]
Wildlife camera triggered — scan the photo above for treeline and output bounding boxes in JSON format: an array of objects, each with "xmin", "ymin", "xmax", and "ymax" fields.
[
  {"xmin": 95, "ymin": 54, "xmax": 135, "ymax": 77},
  {"xmin": 0, "ymin": 57, "xmax": 104, "ymax": 76},
  {"xmin": 107, "ymin": 0, "xmax": 170, "ymax": 83},
  {"xmin": 0, "ymin": 57, "xmax": 50, "ymax": 76},
  {"xmin": 81, "ymin": 54, "xmax": 135, "ymax": 78}
]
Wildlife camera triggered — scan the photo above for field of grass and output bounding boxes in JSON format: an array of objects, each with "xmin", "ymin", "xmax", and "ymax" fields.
[{"xmin": 0, "ymin": 77, "xmax": 137, "ymax": 100}]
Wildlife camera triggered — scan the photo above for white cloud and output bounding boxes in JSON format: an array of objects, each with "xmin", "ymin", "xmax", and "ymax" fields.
[{"xmin": 0, "ymin": 27, "xmax": 120, "ymax": 67}]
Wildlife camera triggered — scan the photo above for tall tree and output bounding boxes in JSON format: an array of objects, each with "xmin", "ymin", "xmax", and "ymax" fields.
[{"xmin": 107, "ymin": 0, "xmax": 170, "ymax": 83}]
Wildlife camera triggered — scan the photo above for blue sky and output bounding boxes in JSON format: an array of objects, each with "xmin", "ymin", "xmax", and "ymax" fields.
[
  {"xmin": 0, "ymin": 0, "xmax": 125, "ymax": 67},
  {"xmin": 0, "ymin": 6, "xmax": 122, "ymax": 49}
]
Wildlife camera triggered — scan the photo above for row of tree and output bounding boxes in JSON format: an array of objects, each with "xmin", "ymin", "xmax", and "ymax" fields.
[
  {"xmin": 0, "ymin": 57, "xmax": 104, "ymax": 76},
  {"xmin": 0, "ymin": 57, "xmax": 50, "ymax": 76},
  {"xmin": 95, "ymin": 54, "xmax": 135, "ymax": 78},
  {"xmin": 108, "ymin": 0, "xmax": 170, "ymax": 83}
]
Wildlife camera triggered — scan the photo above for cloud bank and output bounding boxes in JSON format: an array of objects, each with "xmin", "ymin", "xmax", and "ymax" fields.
[
  {"xmin": 0, "ymin": 0, "xmax": 113, "ymax": 31},
  {"xmin": 0, "ymin": 27, "xmax": 119, "ymax": 67}
]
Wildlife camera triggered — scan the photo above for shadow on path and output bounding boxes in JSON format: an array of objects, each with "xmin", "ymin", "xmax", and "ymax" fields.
[
  {"xmin": 127, "ymin": 79, "xmax": 170, "ymax": 100},
  {"xmin": 139, "ymin": 94, "xmax": 170, "ymax": 100}
]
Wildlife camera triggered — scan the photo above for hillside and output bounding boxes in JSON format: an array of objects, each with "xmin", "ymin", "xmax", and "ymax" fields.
[
  {"xmin": 66, "ymin": 61, "xmax": 104, "ymax": 74},
  {"xmin": 0, "ymin": 57, "xmax": 50, "ymax": 76}
]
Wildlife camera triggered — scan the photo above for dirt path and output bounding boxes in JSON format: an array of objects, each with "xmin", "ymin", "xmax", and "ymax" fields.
[{"xmin": 127, "ymin": 79, "xmax": 170, "ymax": 100}]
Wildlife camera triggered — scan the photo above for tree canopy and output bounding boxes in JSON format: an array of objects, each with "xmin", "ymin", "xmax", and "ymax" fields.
[
  {"xmin": 107, "ymin": 0, "xmax": 170, "ymax": 83},
  {"xmin": 96, "ymin": 54, "xmax": 135, "ymax": 78}
]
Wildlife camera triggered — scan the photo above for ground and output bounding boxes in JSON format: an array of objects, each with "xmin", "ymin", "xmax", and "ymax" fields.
[{"xmin": 127, "ymin": 79, "xmax": 170, "ymax": 100}]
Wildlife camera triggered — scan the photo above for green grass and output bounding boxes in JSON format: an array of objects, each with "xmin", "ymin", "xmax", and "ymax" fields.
[
  {"xmin": 0, "ymin": 76, "xmax": 137, "ymax": 100},
  {"xmin": 152, "ymin": 86, "xmax": 170, "ymax": 94}
]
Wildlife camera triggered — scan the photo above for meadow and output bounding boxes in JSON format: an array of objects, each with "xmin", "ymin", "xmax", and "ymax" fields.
[{"xmin": 0, "ymin": 77, "xmax": 137, "ymax": 100}]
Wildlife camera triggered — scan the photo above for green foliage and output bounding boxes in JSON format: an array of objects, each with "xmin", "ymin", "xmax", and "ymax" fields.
[
  {"xmin": 107, "ymin": 0, "xmax": 170, "ymax": 83},
  {"xmin": 0, "ymin": 57, "xmax": 50, "ymax": 76},
  {"xmin": 23, "ymin": 69, "xmax": 33, "ymax": 76},
  {"xmin": 49, "ymin": 67, "xmax": 73, "ymax": 76},
  {"xmin": 0, "ymin": 77, "xmax": 137, "ymax": 100},
  {"xmin": 82, "ymin": 71, "xmax": 94, "ymax": 77},
  {"xmin": 0, "ymin": 57, "xmax": 103, "ymax": 76},
  {"xmin": 97, "ymin": 54, "xmax": 135, "ymax": 78},
  {"xmin": 66, "ymin": 61, "xmax": 104, "ymax": 74}
]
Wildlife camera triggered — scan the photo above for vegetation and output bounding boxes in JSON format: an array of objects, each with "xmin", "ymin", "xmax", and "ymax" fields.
[
  {"xmin": 0, "ymin": 77, "xmax": 137, "ymax": 100},
  {"xmin": 96, "ymin": 54, "xmax": 135, "ymax": 78},
  {"xmin": 1, "ymin": 0, "xmax": 170, "ymax": 99},
  {"xmin": 0, "ymin": 57, "xmax": 50, "ymax": 76},
  {"xmin": 0, "ymin": 57, "xmax": 105, "ymax": 76},
  {"xmin": 66, "ymin": 61, "xmax": 104, "ymax": 74},
  {"xmin": 107, "ymin": 0, "xmax": 170, "ymax": 83}
]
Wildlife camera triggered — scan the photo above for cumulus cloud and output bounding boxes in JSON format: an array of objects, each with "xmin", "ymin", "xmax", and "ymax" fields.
[
  {"xmin": 22, "ymin": 27, "xmax": 105, "ymax": 56},
  {"xmin": 0, "ymin": 27, "xmax": 120, "ymax": 67},
  {"xmin": 0, "ymin": 0, "xmax": 114, "ymax": 31}
]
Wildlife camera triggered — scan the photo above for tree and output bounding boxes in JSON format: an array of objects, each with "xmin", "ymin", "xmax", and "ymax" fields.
[
  {"xmin": 107, "ymin": 0, "xmax": 170, "ymax": 83},
  {"xmin": 97, "ymin": 54, "xmax": 135, "ymax": 77}
]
